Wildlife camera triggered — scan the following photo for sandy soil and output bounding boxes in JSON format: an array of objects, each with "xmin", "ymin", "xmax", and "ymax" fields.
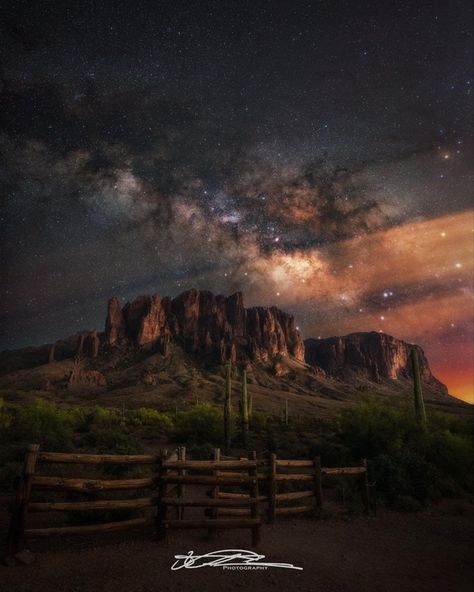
[{"xmin": 1, "ymin": 500, "xmax": 473, "ymax": 592}]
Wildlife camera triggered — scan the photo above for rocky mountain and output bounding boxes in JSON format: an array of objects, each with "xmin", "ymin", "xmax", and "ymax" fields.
[
  {"xmin": 305, "ymin": 332, "xmax": 447, "ymax": 394},
  {"xmin": 0, "ymin": 289, "xmax": 451, "ymax": 405},
  {"xmin": 0, "ymin": 289, "xmax": 304, "ymax": 372},
  {"xmin": 104, "ymin": 289, "xmax": 305, "ymax": 364}
]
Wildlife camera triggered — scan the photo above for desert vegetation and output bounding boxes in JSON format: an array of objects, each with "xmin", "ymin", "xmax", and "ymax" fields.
[{"xmin": 0, "ymin": 395, "xmax": 472, "ymax": 510}]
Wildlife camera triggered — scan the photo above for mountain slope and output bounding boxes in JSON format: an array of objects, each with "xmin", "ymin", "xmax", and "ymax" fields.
[{"xmin": 0, "ymin": 288, "xmax": 457, "ymax": 415}]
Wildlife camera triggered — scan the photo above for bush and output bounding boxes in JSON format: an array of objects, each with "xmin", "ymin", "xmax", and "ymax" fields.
[
  {"xmin": 3, "ymin": 399, "xmax": 75, "ymax": 451},
  {"xmin": 186, "ymin": 442, "xmax": 216, "ymax": 459},
  {"xmin": 89, "ymin": 406, "xmax": 122, "ymax": 427},
  {"xmin": 132, "ymin": 408, "xmax": 173, "ymax": 431},
  {"xmin": 84, "ymin": 426, "xmax": 144, "ymax": 455},
  {"xmin": 336, "ymin": 399, "xmax": 474, "ymax": 505},
  {"xmin": 250, "ymin": 410, "xmax": 269, "ymax": 433},
  {"xmin": 337, "ymin": 399, "xmax": 419, "ymax": 458},
  {"xmin": 173, "ymin": 403, "xmax": 233, "ymax": 445},
  {"xmin": 426, "ymin": 428, "xmax": 474, "ymax": 489}
]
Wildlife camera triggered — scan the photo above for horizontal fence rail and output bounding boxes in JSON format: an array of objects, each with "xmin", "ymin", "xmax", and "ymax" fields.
[
  {"xmin": 36, "ymin": 452, "xmax": 159, "ymax": 464},
  {"xmin": 30, "ymin": 476, "xmax": 157, "ymax": 492}
]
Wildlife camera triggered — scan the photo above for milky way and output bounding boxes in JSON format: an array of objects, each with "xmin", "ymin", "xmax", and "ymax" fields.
[{"xmin": 1, "ymin": 1, "xmax": 473, "ymax": 401}]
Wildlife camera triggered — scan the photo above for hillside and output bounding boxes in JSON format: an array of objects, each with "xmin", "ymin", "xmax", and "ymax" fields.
[{"xmin": 0, "ymin": 289, "xmax": 463, "ymax": 416}]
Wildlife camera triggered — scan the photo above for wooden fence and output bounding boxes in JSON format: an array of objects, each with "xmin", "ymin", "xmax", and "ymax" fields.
[
  {"xmin": 7, "ymin": 444, "xmax": 372, "ymax": 555},
  {"xmin": 6, "ymin": 444, "xmax": 162, "ymax": 555},
  {"xmin": 157, "ymin": 455, "xmax": 261, "ymax": 545},
  {"xmin": 213, "ymin": 449, "xmax": 371, "ymax": 522}
]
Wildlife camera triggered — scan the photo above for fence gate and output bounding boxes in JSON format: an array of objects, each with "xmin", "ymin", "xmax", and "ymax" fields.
[{"xmin": 156, "ymin": 457, "xmax": 261, "ymax": 545}]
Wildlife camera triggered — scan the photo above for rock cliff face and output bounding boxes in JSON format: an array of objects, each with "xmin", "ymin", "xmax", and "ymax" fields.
[
  {"xmin": 105, "ymin": 289, "xmax": 305, "ymax": 364},
  {"xmin": 305, "ymin": 332, "xmax": 447, "ymax": 392},
  {"xmin": 0, "ymin": 291, "xmax": 448, "ymax": 400}
]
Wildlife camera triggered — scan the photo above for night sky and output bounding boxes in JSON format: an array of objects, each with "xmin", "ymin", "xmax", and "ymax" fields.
[{"xmin": 1, "ymin": 1, "xmax": 473, "ymax": 401}]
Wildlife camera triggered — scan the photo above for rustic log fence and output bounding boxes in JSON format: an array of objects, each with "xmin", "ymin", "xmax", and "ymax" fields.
[
  {"xmin": 6, "ymin": 445, "xmax": 163, "ymax": 555},
  {"xmin": 7, "ymin": 445, "xmax": 373, "ymax": 556},
  {"xmin": 213, "ymin": 450, "xmax": 371, "ymax": 521},
  {"xmin": 157, "ymin": 455, "xmax": 261, "ymax": 545}
]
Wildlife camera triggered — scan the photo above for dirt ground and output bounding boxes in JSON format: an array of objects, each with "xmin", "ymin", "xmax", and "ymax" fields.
[{"xmin": 1, "ymin": 499, "xmax": 473, "ymax": 592}]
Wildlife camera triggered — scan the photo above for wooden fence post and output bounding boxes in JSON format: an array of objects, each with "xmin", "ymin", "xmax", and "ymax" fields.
[
  {"xmin": 7, "ymin": 443, "xmax": 40, "ymax": 555},
  {"xmin": 361, "ymin": 458, "xmax": 370, "ymax": 515},
  {"xmin": 156, "ymin": 449, "xmax": 168, "ymax": 540},
  {"xmin": 208, "ymin": 447, "xmax": 220, "ymax": 538},
  {"xmin": 313, "ymin": 456, "xmax": 323, "ymax": 514},
  {"xmin": 367, "ymin": 459, "xmax": 376, "ymax": 516},
  {"xmin": 268, "ymin": 453, "xmax": 277, "ymax": 523},
  {"xmin": 249, "ymin": 450, "xmax": 260, "ymax": 546},
  {"xmin": 176, "ymin": 446, "xmax": 186, "ymax": 520}
]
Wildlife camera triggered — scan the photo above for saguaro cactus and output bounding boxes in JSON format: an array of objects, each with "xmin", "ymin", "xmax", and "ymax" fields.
[
  {"xmin": 240, "ymin": 368, "xmax": 250, "ymax": 447},
  {"xmin": 224, "ymin": 360, "xmax": 233, "ymax": 451},
  {"xmin": 410, "ymin": 348, "xmax": 426, "ymax": 424}
]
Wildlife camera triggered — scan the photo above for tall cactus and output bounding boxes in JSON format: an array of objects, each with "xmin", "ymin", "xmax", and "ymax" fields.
[
  {"xmin": 224, "ymin": 360, "xmax": 233, "ymax": 451},
  {"xmin": 240, "ymin": 368, "xmax": 250, "ymax": 448},
  {"xmin": 410, "ymin": 348, "xmax": 426, "ymax": 424}
]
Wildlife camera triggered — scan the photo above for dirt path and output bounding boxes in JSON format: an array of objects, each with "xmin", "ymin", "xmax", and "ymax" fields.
[{"xmin": 2, "ymin": 501, "xmax": 473, "ymax": 592}]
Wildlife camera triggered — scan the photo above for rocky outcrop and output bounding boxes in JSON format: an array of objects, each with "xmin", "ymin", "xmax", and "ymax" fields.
[
  {"xmin": 76, "ymin": 331, "xmax": 100, "ymax": 358},
  {"xmin": 105, "ymin": 297, "xmax": 126, "ymax": 346},
  {"xmin": 246, "ymin": 306, "xmax": 304, "ymax": 362},
  {"xmin": 104, "ymin": 289, "xmax": 305, "ymax": 364},
  {"xmin": 67, "ymin": 360, "xmax": 106, "ymax": 389},
  {"xmin": 305, "ymin": 332, "xmax": 447, "ymax": 392}
]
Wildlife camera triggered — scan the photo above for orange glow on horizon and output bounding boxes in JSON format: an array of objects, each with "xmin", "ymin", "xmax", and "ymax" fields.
[{"xmin": 246, "ymin": 210, "xmax": 473, "ymax": 402}]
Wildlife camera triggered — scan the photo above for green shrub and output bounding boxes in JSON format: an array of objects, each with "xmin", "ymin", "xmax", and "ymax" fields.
[
  {"xmin": 173, "ymin": 403, "xmax": 233, "ymax": 445},
  {"xmin": 336, "ymin": 399, "xmax": 474, "ymax": 505},
  {"xmin": 0, "ymin": 399, "xmax": 12, "ymax": 432},
  {"xmin": 250, "ymin": 410, "xmax": 269, "ymax": 433},
  {"xmin": 132, "ymin": 408, "xmax": 173, "ymax": 431},
  {"xmin": 84, "ymin": 426, "xmax": 144, "ymax": 455},
  {"xmin": 426, "ymin": 428, "xmax": 474, "ymax": 488},
  {"xmin": 89, "ymin": 406, "xmax": 122, "ymax": 427},
  {"xmin": 337, "ymin": 399, "xmax": 419, "ymax": 458},
  {"xmin": 186, "ymin": 442, "xmax": 216, "ymax": 459},
  {"xmin": 5, "ymin": 399, "xmax": 75, "ymax": 451}
]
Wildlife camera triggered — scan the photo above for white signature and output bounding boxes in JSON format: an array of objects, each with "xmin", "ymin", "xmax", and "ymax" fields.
[{"xmin": 171, "ymin": 549, "xmax": 303, "ymax": 571}]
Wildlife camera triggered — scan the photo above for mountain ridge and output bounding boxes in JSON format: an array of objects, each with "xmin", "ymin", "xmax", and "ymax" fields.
[{"xmin": 0, "ymin": 288, "xmax": 451, "ymax": 406}]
